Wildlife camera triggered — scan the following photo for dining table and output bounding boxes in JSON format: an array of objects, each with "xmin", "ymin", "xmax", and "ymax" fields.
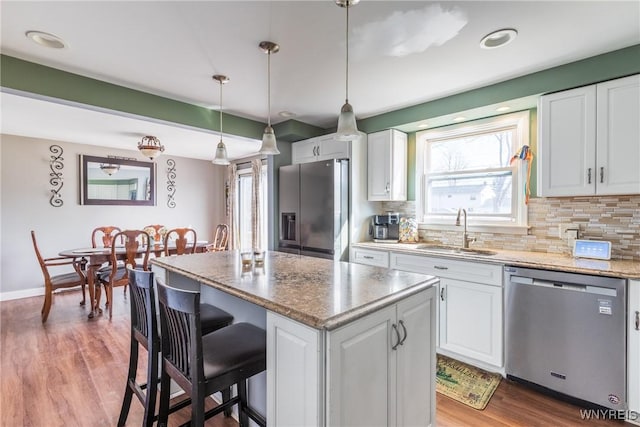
[{"xmin": 59, "ymin": 241, "xmax": 209, "ymax": 319}]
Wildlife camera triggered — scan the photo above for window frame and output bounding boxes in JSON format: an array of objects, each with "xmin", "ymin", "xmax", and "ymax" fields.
[{"xmin": 416, "ymin": 111, "xmax": 530, "ymax": 234}]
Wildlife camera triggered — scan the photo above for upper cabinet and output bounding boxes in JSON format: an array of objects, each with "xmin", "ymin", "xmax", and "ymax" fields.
[
  {"xmin": 367, "ymin": 129, "xmax": 407, "ymax": 201},
  {"xmin": 538, "ymin": 74, "xmax": 640, "ymax": 197},
  {"xmin": 292, "ymin": 134, "xmax": 350, "ymax": 164}
]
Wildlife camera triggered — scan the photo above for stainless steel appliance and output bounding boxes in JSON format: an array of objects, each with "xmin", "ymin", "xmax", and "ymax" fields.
[
  {"xmin": 278, "ymin": 159, "xmax": 349, "ymax": 260},
  {"xmin": 370, "ymin": 213, "xmax": 400, "ymax": 242},
  {"xmin": 505, "ymin": 266, "xmax": 626, "ymax": 409}
]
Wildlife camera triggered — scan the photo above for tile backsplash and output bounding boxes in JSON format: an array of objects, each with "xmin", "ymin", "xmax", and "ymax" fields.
[{"xmin": 381, "ymin": 195, "xmax": 640, "ymax": 261}]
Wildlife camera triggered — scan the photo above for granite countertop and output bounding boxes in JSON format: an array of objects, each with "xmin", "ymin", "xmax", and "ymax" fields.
[
  {"xmin": 352, "ymin": 241, "xmax": 640, "ymax": 279},
  {"xmin": 151, "ymin": 251, "xmax": 438, "ymax": 330}
]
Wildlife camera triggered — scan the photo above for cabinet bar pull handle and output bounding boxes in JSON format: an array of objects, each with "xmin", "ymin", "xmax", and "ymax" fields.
[
  {"xmin": 399, "ymin": 320, "xmax": 408, "ymax": 345},
  {"xmin": 600, "ymin": 167, "xmax": 604, "ymax": 183},
  {"xmin": 440, "ymin": 287, "xmax": 445, "ymax": 301},
  {"xmin": 587, "ymin": 168, "xmax": 592, "ymax": 184},
  {"xmin": 363, "ymin": 255, "xmax": 374, "ymax": 259},
  {"xmin": 391, "ymin": 323, "xmax": 401, "ymax": 350},
  {"xmin": 434, "ymin": 266, "xmax": 448, "ymax": 270},
  {"xmin": 635, "ymin": 311, "xmax": 639, "ymax": 331}
]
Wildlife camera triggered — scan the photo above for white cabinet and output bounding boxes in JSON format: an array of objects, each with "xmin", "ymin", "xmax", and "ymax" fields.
[
  {"xmin": 292, "ymin": 134, "xmax": 350, "ymax": 164},
  {"xmin": 368, "ymin": 129, "xmax": 407, "ymax": 201},
  {"xmin": 327, "ymin": 288, "xmax": 436, "ymax": 427},
  {"xmin": 267, "ymin": 312, "xmax": 322, "ymax": 427},
  {"xmin": 389, "ymin": 252, "xmax": 503, "ymax": 368},
  {"xmin": 438, "ymin": 277, "xmax": 502, "ymax": 367},
  {"xmin": 351, "ymin": 247, "xmax": 389, "ymax": 268},
  {"xmin": 267, "ymin": 288, "xmax": 436, "ymax": 427},
  {"xmin": 629, "ymin": 280, "xmax": 640, "ymax": 425},
  {"xmin": 538, "ymin": 74, "xmax": 640, "ymax": 197}
]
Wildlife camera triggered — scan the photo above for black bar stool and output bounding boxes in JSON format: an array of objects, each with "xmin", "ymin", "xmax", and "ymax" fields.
[
  {"xmin": 156, "ymin": 277, "xmax": 267, "ymax": 427},
  {"xmin": 117, "ymin": 269, "xmax": 234, "ymax": 426}
]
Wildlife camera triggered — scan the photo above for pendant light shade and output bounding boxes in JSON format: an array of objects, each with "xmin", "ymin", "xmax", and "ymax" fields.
[
  {"xmin": 212, "ymin": 74, "xmax": 231, "ymax": 166},
  {"xmin": 259, "ymin": 41, "xmax": 280, "ymax": 155},
  {"xmin": 213, "ymin": 140, "xmax": 229, "ymax": 165},
  {"xmin": 336, "ymin": 102, "xmax": 358, "ymax": 140},
  {"xmin": 335, "ymin": 0, "xmax": 360, "ymax": 141}
]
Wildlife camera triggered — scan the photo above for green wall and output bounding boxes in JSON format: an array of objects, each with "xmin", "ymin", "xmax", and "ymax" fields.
[{"xmin": 2, "ymin": 44, "xmax": 639, "ymax": 154}]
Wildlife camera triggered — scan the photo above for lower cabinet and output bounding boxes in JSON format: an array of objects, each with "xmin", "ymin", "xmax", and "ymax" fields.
[
  {"xmin": 266, "ymin": 288, "xmax": 436, "ymax": 427},
  {"xmin": 327, "ymin": 288, "xmax": 436, "ymax": 427},
  {"xmin": 390, "ymin": 252, "xmax": 503, "ymax": 368},
  {"xmin": 629, "ymin": 279, "xmax": 640, "ymax": 425},
  {"xmin": 438, "ymin": 278, "xmax": 502, "ymax": 367}
]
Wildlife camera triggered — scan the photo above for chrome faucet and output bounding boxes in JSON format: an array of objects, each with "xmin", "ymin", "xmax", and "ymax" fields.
[{"xmin": 455, "ymin": 208, "xmax": 476, "ymax": 249}]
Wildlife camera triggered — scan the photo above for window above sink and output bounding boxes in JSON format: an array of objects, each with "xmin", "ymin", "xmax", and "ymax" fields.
[{"xmin": 415, "ymin": 111, "xmax": 530, "ymax": 235}]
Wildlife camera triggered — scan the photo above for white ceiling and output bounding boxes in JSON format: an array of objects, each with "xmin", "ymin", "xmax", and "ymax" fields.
[{"xmin": 1, "ymin": 1, "xmax": 639, "ymax": 161}]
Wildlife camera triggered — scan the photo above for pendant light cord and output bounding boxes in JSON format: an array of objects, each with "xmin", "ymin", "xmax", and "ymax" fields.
[
  {"xmin": 219, "ymin": 80, "xmax": 223, "ymax": 142},
  {"xmin": 267, "ymin": 50, "xmax": 272, "ymax": 127},
  {"xmin": 345, "ymin": 4, "xmax": 350, "ymax": 104}
]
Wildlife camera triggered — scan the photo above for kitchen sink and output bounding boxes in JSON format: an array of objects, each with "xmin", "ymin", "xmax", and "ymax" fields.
[{"xmin": 415, "ymin": 244, "xmax": 497, "ymax": 256}]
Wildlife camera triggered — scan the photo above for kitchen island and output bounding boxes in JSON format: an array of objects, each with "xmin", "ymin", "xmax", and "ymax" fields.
[{"xmin": 151, "ymin": 250, "xmax": 438, "ymax": 427}]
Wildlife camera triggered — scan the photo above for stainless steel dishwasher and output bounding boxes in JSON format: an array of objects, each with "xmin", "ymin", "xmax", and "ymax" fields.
[{"xmin": 505, "ymin": 266, "xmax": 626, "ymax": 409}]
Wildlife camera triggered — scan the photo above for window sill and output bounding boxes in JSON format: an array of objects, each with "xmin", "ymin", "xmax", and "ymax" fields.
[{"xmin": 418, "ymin": 222, "xmax": 530, "ymax": 236}]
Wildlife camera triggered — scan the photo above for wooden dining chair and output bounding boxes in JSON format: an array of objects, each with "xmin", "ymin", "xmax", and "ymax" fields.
[
  {"xmin": 97, "ymin": 230, "xmax": 150, "ymax": 319},
  {"xmin": 156, "ymin": 278, "xmax": 266, "ymax": 427},
  {"xmin": 163, "ymin": 227, "xmax": 197, "ymax": 256},
  {"xmin": 91, "ymin": 226, "xmax": 122, "ymax": 248},
  {"xmin": 142, "ymin": 224, "xmax": 167, "ymax": 244},
  {"xmin": 206, "ymin": 224, "xmax": 229, "ymax": 252},
  {"xmin": 31, "ymin": 230, "xmax": 87, "ymax": 323}
]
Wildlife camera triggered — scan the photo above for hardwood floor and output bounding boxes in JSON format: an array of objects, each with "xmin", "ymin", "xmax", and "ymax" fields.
[{"xmin": 0, "ymin": 289, "xmax": 630, "ymax": 426}]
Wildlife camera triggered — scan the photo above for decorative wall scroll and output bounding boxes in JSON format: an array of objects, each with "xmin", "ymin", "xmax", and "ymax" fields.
[
  {"xmin": 49, "ymin": 145, "xmax": 64, "ymax": 207},
  {"xmin": 166, "ymin": 158, "xmax": 176, "ymax": 208}
]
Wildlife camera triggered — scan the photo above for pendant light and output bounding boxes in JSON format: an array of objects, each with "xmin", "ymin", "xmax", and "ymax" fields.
[
  {"xmin": 212, "ymin": 75, "xmax": 231, "ymax": 165},
  {"xmin": 99, "ymin": 163, "xmax": 120, "ymax": 176},
  {"xmin": 259, "ymin": 41, "xmax": 280, "ymax": 155},
  {"xmin": 335, "ymin": 0, "xmax": 360, "ymax": 141},
  {"xmin": 137, "ymin": 135, "xmax": 165, "ymax": 160}
]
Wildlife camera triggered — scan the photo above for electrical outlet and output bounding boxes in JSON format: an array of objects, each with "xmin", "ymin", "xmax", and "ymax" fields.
[{"xmin": 558, "ymin": 224, "xmax": 580, "ymax": 240}]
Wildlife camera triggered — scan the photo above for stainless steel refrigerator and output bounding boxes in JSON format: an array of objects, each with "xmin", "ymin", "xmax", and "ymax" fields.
[{"xmin": 278, "ymin": 159, "xmax": 349, "ymax": 261}]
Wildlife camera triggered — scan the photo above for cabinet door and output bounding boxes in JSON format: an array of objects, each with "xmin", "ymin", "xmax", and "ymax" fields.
[
  {"xmin": 267, "ymin": 312, "xmax": 322, "ymax": 427},
  {"xmin": 389, "ymin": 129, "xmax": 408, "ymax": 201},
  {"xmin": 317, "ymin": 135, "xmax": 350, "ymax": 161},
  {"xmin": 328, "ymin": 305, "xmax": 396, "ymax": 427},
  {"xmin": 439, "ymin": 278, "xmax": 503, "ymax": 367},
  {"xmin": 368, "ymin": 130, "xmax": 392, "ymax": 200},
  {"xmin": 629, "ymin": 280, "xmax": 640, "ymax": 420},
  {"xmin": 596, "ymin": 75, "xmax": 640, "ymax": 195},
  {"xmin": 538, "ymin": 86, "xmax": 597, "ymax": 196},
  {"xmin": 292, "ymin": 139, "xmax": 319, "ymax": 164},
  {"xmin": 396, "ymin": 289, "xmax": 436, "ymax": 427}
]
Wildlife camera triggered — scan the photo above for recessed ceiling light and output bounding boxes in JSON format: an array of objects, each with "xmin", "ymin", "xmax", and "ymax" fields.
[
  {"xmin": 417, "ymin": 123, "xmax": 430, "ymax": 129},
  {"xmin": 479, "ymin": 28, "xmax": 517, "ymax": 49},
  {"xmin": 25, "ymin": 31, "xmax": 66, "ymax": 49},
  {"xmin": 496, "ymin": 106, "xmax": 511, "ymax": 112},
  {"xmin": 453, "ymin": 116, "xmax": 467, "ymax": 122},
  {"xmin": 278, "ymin": 111, "xmax": 297, "ymax": 118}
]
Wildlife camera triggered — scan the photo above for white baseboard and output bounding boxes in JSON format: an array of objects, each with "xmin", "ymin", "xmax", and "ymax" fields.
[{"xmin": 0, "ymin": 287, "xmax": 44, "ymax": 302}]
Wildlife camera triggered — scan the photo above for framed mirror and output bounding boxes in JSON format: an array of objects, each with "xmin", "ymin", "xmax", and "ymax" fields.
[{"xmin": 79, "ymin": 155, "xmax": 156, "ymax": 206}]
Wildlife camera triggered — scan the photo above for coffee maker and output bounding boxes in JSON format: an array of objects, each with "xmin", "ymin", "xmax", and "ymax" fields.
[{"xmin": 371, "ymin": 213, "xmax": 400, "ymax": 242}]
